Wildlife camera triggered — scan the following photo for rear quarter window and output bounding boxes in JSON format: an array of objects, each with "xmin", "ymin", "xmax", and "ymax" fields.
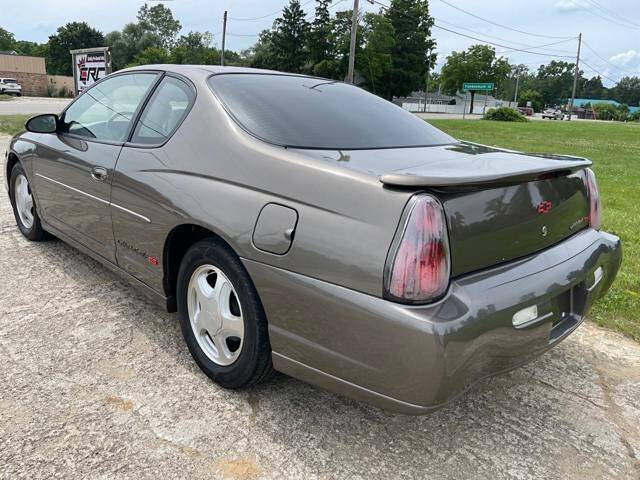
[{"xmin": 208, "ymin": 73, "xmax": 456, "ymax": 150}]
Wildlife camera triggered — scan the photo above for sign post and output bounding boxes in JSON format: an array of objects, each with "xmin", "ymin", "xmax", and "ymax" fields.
[
  {"xmin": 70, "ymin": 47, "xmax": 112, "ymax": 96},
  {"xmin": 462, "ymin": 83, "xmax": 494, "ymax": 115},
  {"xmin": 462, "ymin": 82, "xmax": 494, "ymax": 91}
]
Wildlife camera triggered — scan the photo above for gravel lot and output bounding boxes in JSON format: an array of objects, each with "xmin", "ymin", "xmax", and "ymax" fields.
[{"xmin": 1, "ymin": 135, "xmax": 639, "ymax": 479}]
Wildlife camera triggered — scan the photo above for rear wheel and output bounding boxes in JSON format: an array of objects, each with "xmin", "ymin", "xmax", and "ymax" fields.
[
  {"xmin": 177, "ymin": 238, "xmax": 274, "ymax": 388},
  {"xmin": 9, "ymin": 164, "xmax": 47, "ymax": 241}
]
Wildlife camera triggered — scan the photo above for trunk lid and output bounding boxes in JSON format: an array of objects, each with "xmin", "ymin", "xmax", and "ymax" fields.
[
  {"xmin": 438, "ymin": 170, "xmax": 590, "ymax": 276},
  {"xmin": 377, "ymin": 142, "xmax": 591, "ymax": 276}
]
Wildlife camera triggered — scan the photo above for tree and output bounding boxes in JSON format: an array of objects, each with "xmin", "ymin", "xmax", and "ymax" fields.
[
  {"xmin": 137, "ymin": 2, "xmax": 182, "ymax": 49},
  {"xmin": 501, "ymin": 63, "xmax": 530, "ymax": 103},
  {"xmin": 330, "ymin": 9, "xmax": 363, "ymax": 81},
  {"xmin": 13, "ymin": 40, "xmax": 48, "ymax": 57},
  {"xmin": 518, "ymin": 88, "xmax": 543, "ymax": 112},
  {"xmin": 270, "ymin": 0, "xmax": 310, "ymax": 73},
  {"xmin": 611, "ymin": 76, "xmax": 640, "ymax": 106},
  {"xmin": 360, "ymin": 13, "xmax": 395, "ymax": 94},
  {"xmin": 106, "ymin": 23, "xmax": 162, "ymax": 71},
  {"xmin": 0, "ymin": 27, "xmax": 16, "ymax": 51},
  {"xmin": 307, "ymin": 0, "xmax": 334, "ymax": 69},
  {"xmin": 248, "ymin": 30, "xmax": 279, "ymax": 70},
  {"xmin": 579, "ymin": 75, "xmax": 605, "ymax": 100},
  {"xmin": 170, "ymin": 31, "xmax": 218, "ymax": 65},
  {"xmin": 536, "ymin": 61, "xmax": 577, "ymax": 107},
  {"xmin": 129, "ymin": 46, "xmax": 169, "ymax": 67},
  {"xmin": 440, "ymin": 45, "xmax": 511, "ymax": 113},
  {"xmin": 47, "ymin": 22, "xmax": 105, "ymax": 75},
  {"xmin": 382, "ymin": 0, "xmax": 436, "ymax": 100}
]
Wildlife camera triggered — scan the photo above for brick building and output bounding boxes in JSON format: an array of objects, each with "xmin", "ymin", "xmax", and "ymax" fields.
[{"xmin": 0, "ymin": 52, "xmax": 47, "ymax": 96}]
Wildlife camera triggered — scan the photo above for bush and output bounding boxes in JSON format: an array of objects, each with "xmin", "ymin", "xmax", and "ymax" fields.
[
  {"xmin": 484, "ymin": 107, "xmax": 529, "ymax": 122},
  {"xmin": 58, "ymin": 86, "xmax": 72, "ymax": 98}
]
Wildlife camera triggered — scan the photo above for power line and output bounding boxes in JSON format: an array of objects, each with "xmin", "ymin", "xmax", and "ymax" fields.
[
  {"xmin": 496, "ymin": 38, "xmax": 577, "ymax": 56},
  {"xmin": 582, "ymin": 40, "xmax": 640, "ymax": 75},
  {"xmin": 226, "ymin": 32, "xmax": 261, "ymax": 37},
  {"xmin": 567, "ymin": 0, "xmax": 640, "ymax": 30},
  {"xmin": 229, "ymin": 0, "xmax": 315, "ymax": 21},
  {"xmin": 372, "ymin": 0, "xmax": 576, "ymax": 59},
  {"xmin": 435, "ymin": 18, "xmax": 576, "ymax": 54},
  {"xmin": 581, "ymin": 59, "xmax": 622, "ymax": 85},
  {"xmin": 585, "ymin": 0, "xmax": 640, "ymax": 28},
  {"xmin": 222, "ymin": 0, "xmax": 346, "ymax": 43},
  {"xmin": 435, "ymin": 0, "xmax": 576, "ymax": 40}
]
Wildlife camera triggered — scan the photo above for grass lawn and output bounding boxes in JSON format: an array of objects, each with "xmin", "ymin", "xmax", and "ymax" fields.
[
  {"xmin": 430, "ymin": 119, "xmax": 640, "ymax": 342},
  {"xmin": 0, "ymin": 94, "xmax": 15, "ymax": 101},
  {"xmin": 0, "ymin": 114, "xmax": 30, "ymax": 136}
]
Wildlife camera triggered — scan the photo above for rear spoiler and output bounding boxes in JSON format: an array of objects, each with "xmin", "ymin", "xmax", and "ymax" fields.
[{"xmin": 380, "ymin": 142, "xmax": 592, "ymax": 188}]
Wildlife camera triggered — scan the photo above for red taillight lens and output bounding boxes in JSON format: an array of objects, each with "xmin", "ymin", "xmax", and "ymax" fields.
[
  {"xmin": 585, "ymin": 168, "xmax": 601, "ymax": 230},
  {"xmin": 384, "ymin": 194, "xmax": 450, "ymax": 303}
]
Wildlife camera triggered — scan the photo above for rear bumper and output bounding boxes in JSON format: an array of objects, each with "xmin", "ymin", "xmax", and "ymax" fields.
[
  {"xmin": 0, "ymin": 87, "xmax": 21, "ymax": 94},
  {"xmin": 243, "ymin": 228, "xmax": 621, "ymax": 414}
]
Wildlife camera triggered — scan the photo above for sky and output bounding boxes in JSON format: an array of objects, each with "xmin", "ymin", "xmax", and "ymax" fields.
[{"xmin": 1, "ymin": 0, "xmax": 639, "ymax": 86}]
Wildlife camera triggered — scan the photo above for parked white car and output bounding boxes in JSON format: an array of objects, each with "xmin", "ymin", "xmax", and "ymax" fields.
[
  {"xmin": 542, "ymin": 108, "xmax": 563, "ymax": 120},
  {"xmin": 0, "ymin": 78, "xmax": 22, "ymax": 96}
]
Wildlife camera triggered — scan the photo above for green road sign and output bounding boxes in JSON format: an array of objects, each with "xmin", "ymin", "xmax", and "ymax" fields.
[{"xmin": 463, "ymin": 82, "xmax": 494, "ymax": 91}]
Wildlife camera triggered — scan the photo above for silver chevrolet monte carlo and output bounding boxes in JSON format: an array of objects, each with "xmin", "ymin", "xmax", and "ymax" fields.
[{"xmin": 5, "ymin": 65, "xmax": 621, "ymax": 414}]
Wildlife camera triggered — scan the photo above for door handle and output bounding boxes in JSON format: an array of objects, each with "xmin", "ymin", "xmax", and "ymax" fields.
[{"xmin": 91, "ymin": 167, "xmax": 108, "ymax": 182}]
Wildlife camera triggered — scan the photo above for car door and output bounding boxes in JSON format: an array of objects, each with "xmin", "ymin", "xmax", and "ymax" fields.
[
  {"xmin": 31, "ymin": 72, "xmax": 160, "ymax": 262},
  {"xmin": 110, "ymin": 75, "xmax": 196, "ymax": 289}
]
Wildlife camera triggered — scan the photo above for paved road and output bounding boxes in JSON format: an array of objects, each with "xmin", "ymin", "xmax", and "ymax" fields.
[
  {"xmin": 1, "ymin": 136, "xmax": 639, "ymax": 479},
  {"xmin": 0, "ymin": 97, "xmax": 70, "ymax": 115}
]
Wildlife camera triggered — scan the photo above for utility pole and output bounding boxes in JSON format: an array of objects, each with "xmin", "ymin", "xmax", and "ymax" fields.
[
  {"xmin": 221, "ymin": 11, "xmax": 227, "ymax": 66},
  {"xmin": 513, "ymin": 76, "xmax": 520, "ymax": 106},
  {"xmin": 347, "ymin": 0, "xmax": 360, "ymax": 84},
  {"xmin": 568, "ymin": 32, "xmax": 582, "ymax": 121}
]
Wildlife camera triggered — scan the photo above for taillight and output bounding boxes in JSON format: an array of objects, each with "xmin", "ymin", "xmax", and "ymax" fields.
[
  {"xmin": 584, "ymin": 168, "xmax": 601, "ymax": 230},
  {"xmin": 384, "ymin": 194, "xmax": 450, "ymax": 303}
]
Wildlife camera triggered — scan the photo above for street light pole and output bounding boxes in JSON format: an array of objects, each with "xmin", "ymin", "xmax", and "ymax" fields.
[
  {"xmin": 513, "ymin": 75, "xmax": 520, "ymax": 106},
  {"xmin": 347, "ymin": 0, "xmax": 360, "ymax": 84},
  {"xmin": 568, "ymin": 32, "xmax": 582, "ymax": 121}
]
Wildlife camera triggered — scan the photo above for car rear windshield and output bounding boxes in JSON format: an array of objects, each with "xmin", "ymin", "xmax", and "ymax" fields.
[
  {"xmin": 208, "ymin": 74, "xmax": 456, "ymax": 150},
  {"xmin": 3, "ymin": 79, "xmax": 17, "ymax": 84}
]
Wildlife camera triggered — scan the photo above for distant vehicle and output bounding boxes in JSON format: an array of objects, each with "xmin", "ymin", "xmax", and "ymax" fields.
[
  {"xmin": 542, "ymin": 108, "xmax": 563, "ymax": 120},
  {"xmin": 0, "ymin": 78, "xmax": 22, "ymax": 96},
  {"xmin": 518, "ymin": 106, "xmax": 534, "ymax": 116}
]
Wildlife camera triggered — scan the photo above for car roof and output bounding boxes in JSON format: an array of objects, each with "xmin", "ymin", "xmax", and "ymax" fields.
[{"xmin": 121, "ymin": 64, "xmax": 290, "ymax": 79}]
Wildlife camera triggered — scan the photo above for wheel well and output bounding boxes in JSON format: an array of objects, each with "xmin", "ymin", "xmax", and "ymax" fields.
[
  {"xmin": 6, "ymin": 153, "xmax": 19, "ymax": 190},
  {"xmin": 163, "ymin": 224, "xmax": 231, "ymax": 312}
]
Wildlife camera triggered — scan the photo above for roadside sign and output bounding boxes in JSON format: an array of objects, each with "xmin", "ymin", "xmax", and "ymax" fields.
[
  {"xmin": 70, "ymin": 47, "xmax": 112, "ymax": 96},
  {"xmin": 463, "ymin": 82, "xmax": 494, "ymax": 91}
]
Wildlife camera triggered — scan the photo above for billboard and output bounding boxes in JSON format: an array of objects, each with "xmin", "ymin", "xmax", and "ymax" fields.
[{"xmin": 70, "ymin": 47, "xmax": 112, "ymax": 95}]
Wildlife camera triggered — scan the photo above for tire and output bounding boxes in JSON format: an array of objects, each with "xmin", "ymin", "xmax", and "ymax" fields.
[
  {"xmin": 9, "ymin": 163, "xmax": 48, "ymax": 241},
  {"xmin": 177, "ymin": 237, "xmax": 275, "ymax": 389}
]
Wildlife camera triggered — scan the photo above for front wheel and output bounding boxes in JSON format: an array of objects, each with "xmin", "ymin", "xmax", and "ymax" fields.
[
  {"xmin": 176, "ymin": 238, "xmax": 275, "ymax": 389},
  {"xmin": 9, "ymin": 163, "xmax": 48, "ymax": 241}
]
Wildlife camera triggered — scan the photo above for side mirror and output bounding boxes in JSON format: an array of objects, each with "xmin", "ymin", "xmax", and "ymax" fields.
[{"xmin": 25, "ymin": 114, "xmax": 58, "ymax": 134}]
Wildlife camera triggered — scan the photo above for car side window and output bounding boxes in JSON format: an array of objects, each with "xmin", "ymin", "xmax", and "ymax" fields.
[
  {"xmin": 60, "ymin": 73, "xmax": 158, "ymax": 143},
  {"xmin": 130, "ymin": 76, "xmax": 194, "ymax": 145}
]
